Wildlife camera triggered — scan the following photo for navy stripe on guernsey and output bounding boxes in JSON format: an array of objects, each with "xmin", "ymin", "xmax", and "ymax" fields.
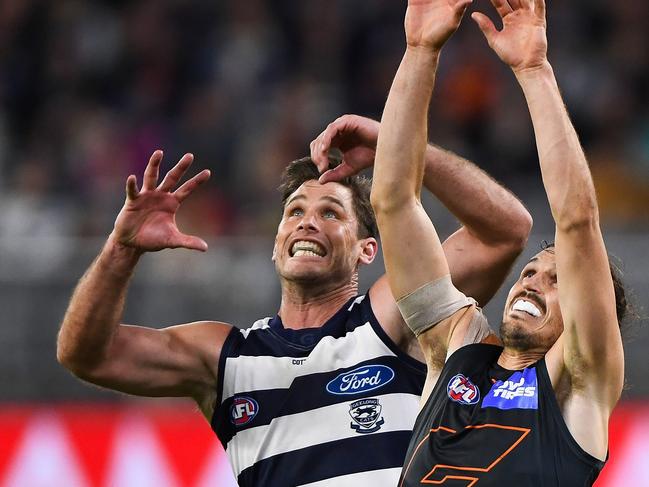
[
  {"xmin": 211, "ymin": 294, "xmax": 426, "ymax": 487},
  {"xmin": 237, "ymin": 431, "xmax": 413, "ymax": 487}
]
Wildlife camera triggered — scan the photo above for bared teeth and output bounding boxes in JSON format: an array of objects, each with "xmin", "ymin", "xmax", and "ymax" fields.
[{"xmin": 291, "ymin": 240, "xmax": 325, "ymax": 257}]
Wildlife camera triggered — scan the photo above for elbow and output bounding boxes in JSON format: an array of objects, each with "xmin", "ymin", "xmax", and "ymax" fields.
[
  {"xmin": 56, "ymin": 338, "xmax": 102, "ymax": 380},
  {"xmin": 370, "ymin": 188, "xmax": 418, "ymax": 217},
  {"xmin": 554, "ymin": 210, "xmax": 600, "ymax": 235},
  {"xmin": 56, "ymin": 344, "xmax": 85, "ymax": 377},
  {"xmin": 511, "ymin": 209, "xmax": 533, "ymax": 251},
  {"xmin": 553, "ymin": 195, "xmax": 600, "ymax": 234},
  {"xmin": 490, "ymin": 207, "xmax": 532, "ymax": 255}
]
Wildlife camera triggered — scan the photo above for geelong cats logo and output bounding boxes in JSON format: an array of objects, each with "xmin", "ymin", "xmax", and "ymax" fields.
[
  {"xmin": 349, "ymin": 398, "xmax": 385, "ymax": 434},
  {"xmin": 447, "ymin": 374, "xmax": 480, "ymax": 405}
]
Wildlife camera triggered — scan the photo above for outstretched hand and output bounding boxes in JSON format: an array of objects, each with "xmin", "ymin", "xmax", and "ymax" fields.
[
  {"xmin": 111, "ymin": 150, "xmax": 211, "ymax": 253},
  {"xmin": 472, "ymin": 0, "xmax": 547, "ymax": 72},
  {"xmin": 310, "ymin": 115, "xmax": 379, "ymax": 184},
  {"xmin": 405, "ymin": 0, "xmax": 473, "ymax": 51}
]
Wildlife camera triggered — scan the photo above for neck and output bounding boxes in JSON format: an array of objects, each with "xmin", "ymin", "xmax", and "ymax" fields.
[
  {"xmin": 497, "ymin": 347, "xmax": 546, "ymax": 370},
  {"xmin": 278, "ymin": 278, "xmax": 358, "ymax": 330}
]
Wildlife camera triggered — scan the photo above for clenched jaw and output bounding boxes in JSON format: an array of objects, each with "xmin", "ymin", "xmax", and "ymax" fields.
[{"xmin": 290, "ymin": 240, "xmax": 327, "ymax": 257}]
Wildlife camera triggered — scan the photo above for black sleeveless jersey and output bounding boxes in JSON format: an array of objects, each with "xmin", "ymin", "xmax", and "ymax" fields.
[{"xmin": 399, "ymin": 343, "xmax": 605, "ymax": 487}]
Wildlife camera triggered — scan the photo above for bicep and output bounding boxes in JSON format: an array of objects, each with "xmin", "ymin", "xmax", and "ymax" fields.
[
  {"xmin": 378, "ymin": 200, "xmax": 449, "ymax": 300},
  {"xmin": 77, "ymin": 321, "xmax": 232, "ymax": 400},
  {"xmin": 443, "ymin": 227, "xmax": 523, "ymax": 307}
]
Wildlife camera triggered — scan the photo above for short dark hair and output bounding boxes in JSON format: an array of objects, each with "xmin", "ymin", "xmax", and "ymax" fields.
[
  {"xmin": 278, "ymin": 155, "xmax": 378, "ymax": 239},
  {"xmin": 540, "ymin": 241, "xmax": 629, "ymax": 325}
]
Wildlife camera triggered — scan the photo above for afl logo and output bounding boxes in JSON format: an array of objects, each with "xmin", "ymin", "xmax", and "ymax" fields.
[
  {"xmin": 447, "ymin": 374, "xmax": 480, "ymax": 405},
  {"xmin": 326, "ymin": 365, "xmax": 395, "ymax": 395},
  {"xmin": 230, "ymin": 397, "xmax": 259, "ymax": 426}
]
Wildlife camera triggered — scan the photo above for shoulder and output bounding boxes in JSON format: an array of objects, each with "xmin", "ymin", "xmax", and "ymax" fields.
[{"xmin": 368, "ymin": 275, "xmax": 413, "ymax": 348}]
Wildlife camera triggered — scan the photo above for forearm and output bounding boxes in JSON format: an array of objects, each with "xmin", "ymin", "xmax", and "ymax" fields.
[
  {"xmin": 371, "ymin": 47, "xmax": 452, "ymax": 298},
  {"xmin": 57, "ymin": 237, "xmax": 141, "ymax": 371},
  {"xmin": 371, "ymin": 47, "xmax": 439, "ymax": 212},
  {"xmin": 515, "ymin": 62, "xmax": 598, "ymax": 230},
  {"xmin": 422, "ymin": 145, "xmax": 531, "ymax": 245}
]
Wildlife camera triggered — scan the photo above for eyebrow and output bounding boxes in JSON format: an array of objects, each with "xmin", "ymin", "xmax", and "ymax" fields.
[{"xmin": 286, "ymin": 194, "xmax": 346, "ymax": 210}]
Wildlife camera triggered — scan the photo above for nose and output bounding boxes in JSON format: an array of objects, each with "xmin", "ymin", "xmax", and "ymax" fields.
[
  {"xmin": 297, "ymin": 212, "xmax": 319, "ymax": 232},
  {"xmin": 522, "ymin": 274, "xmax": 541, "ymax": 294}
]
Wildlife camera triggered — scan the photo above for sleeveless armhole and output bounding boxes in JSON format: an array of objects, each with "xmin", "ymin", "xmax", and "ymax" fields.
[
  {"xmin": 211, "ymin": 326, "xmax": 242, "ymax": 428},
  {"xmin": 364, "ymin": 293, "xmax": 427, "ymax": 375},
  {"xmin": 536, "ymin": 358, "xmax": 607, "ymax": 470}
]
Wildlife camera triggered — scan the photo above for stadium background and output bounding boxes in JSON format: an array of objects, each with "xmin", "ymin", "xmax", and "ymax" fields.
[{"xmin": 0, "ymin": 0, "xmax": 647, "ymax": 485}]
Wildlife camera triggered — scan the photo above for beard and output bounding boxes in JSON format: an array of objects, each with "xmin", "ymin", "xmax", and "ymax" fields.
[{"xmin": 499, "ymin": 319, "xmax": 544, "ymax": 351}]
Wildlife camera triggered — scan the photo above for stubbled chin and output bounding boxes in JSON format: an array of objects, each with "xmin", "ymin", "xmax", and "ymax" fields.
[{"xmin": 501, "ymin": 319, "xmax": 530, "ymax": 343}]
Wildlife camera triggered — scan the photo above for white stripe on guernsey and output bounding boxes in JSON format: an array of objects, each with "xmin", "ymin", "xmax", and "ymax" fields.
[
  {"xmin": 227, "ymin": 392, "xmax": 420, "ymax": 476},
  {"xmin": 222, "ymin": 322, "xmax": 396, "ymax": 402},
  {"xmin": 297, "ymin": 467, "xmax": 402, "ymax": 487}
]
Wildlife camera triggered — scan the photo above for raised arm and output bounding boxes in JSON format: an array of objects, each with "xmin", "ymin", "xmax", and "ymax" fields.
[
  {"xmin": 367, "ymin": 0, "xmax": 494, "ymax": 378},
  {"xmin": 310, "ymin": 116, "xmax": 531, "ymax": 307},
  {"xmin": 473, "ymin": 0, "xmax": 622, "ymax": 408},
  {"xmin": 57, "ymin": 151, "xmax": 231, "ymax": 417},
  {"xmin": 370, "ymin": 0, "xmax": 465, "ymax": 297}
]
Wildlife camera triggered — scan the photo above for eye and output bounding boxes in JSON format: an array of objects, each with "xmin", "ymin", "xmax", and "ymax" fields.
[
  {"xmin": 522, "ymin": 269, "xmax": 535, "ymax": 279},
  {"xmin": 289, "ymin": 207, "xmax": 304, "ymax": 217},
  {"xmin": 322, "ymin": 209, "xmax": 338, "ymax": 219}
]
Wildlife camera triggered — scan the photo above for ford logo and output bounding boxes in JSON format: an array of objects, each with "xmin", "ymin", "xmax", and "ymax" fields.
[{"xmin": 326, "ymin": 365, "xmax": 395, "ymax": 395}]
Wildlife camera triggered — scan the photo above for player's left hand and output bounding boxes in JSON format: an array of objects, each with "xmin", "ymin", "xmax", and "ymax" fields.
[
  {"xmin": 310, "ymin": 115, "xmax": 379, "ymax": 184},
  {"xmin": 405, "ymin": 0, "xmax": 473, "ymax": 51},
  {"xmin": 472, "ymin": 0, "xmax": 548, "ymax": 73}
]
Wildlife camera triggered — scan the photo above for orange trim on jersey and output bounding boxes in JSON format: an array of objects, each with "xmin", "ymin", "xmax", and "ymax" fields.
[
  {"xmin": 399, "ymin": 427, "xmax": 458, "ymax": 487},
  {"xmin": 401, "ymin": 423, "xmax": 531, "ymax": 486}
]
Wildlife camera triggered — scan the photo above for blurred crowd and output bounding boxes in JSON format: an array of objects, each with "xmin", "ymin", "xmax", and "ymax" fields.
[{"xmin": 1, "ymin": 0, "xmax": 648, "ymax": 244}]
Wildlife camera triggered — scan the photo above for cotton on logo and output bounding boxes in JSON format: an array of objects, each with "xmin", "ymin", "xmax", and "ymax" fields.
[
  {"xmin": 230, "ymin": 397, "xmax": 259, "ymax": 426},
  {"xmin": 447, "ymin": 374, "xmax": 480, "ymax": 405}
]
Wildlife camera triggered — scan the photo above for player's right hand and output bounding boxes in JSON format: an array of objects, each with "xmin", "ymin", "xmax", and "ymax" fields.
[
  {"xmin": 111, "ymin": 150, "xmax": 211, "ymax": 253},
  {"xmin": 310, "ymin": 114, "xmax": 379, "ymax": 184},
  {"xmin": 405, "ymin": 0, "xmax": 473, "ymax": 52}
]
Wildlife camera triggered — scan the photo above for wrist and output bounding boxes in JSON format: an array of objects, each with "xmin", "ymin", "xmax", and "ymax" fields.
[
  {"xmin": 405, "ymin": 44, "xmax": 442, "ymax": 60},
  {"xmin": 103, "ymin": 234, "xmax": 143, "ymax": 269},
  {"xmin": 513, "ymin": 60, "xmax": 553, "ymax": 80}
]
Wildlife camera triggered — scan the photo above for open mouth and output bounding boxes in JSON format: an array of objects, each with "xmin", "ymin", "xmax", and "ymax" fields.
[
  {"xmin": 290, "ymin": 240, "xmax": 326, "ymax": 258},
  {"xmin": 511, "ymin": 298, "xmax": 542, "ymax": 318}
]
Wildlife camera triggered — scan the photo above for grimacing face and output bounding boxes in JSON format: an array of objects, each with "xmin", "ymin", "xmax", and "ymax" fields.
[
  {"xmin": 500, "ymin": 250, "xmax": 564, "ymax": 352},
  {"xmin": 272, "ymin": 180, "xmax": 377, "ymax": 286}
]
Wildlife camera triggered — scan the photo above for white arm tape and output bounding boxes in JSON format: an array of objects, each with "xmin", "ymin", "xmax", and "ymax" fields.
[{"xmin": 396, "ymin": 274, "xmax": 475, "ymax": 337}]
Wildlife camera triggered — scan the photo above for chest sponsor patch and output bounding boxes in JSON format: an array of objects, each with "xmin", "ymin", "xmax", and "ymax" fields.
[
  {"xmin": 447, "ymin": 374, "xmax": 480, "ymax": 405},
  {"xmin": 326, "ymin": 365, "xmax": 395, "ymax": 395},
  {"xmin": 482, "ymin": 367, "xmax": 539, "ymax": 410},
  {"xmin": 230, "ymin": 397, "xmax": 259, "ymax": 426}
]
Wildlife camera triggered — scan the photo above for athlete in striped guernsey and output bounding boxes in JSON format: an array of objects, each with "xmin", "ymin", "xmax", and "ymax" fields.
[
  {"xmin": 370, "ymin": 0, "xmax": 628, "ymax": 485},
  {"xmin": 56, "ymin": 97, "xmax": 531, "ymax": 487}
]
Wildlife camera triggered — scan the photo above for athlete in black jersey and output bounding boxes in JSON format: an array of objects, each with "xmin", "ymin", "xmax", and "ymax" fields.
[{"xmin": 370, "ymin": 0, "xmax": 627, "ymax": 485}]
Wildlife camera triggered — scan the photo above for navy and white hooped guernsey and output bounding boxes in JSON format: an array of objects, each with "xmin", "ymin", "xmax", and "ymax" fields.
[{"xmin": 211, "ymin": 294, "xmax": 426, "ymax": 487}]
